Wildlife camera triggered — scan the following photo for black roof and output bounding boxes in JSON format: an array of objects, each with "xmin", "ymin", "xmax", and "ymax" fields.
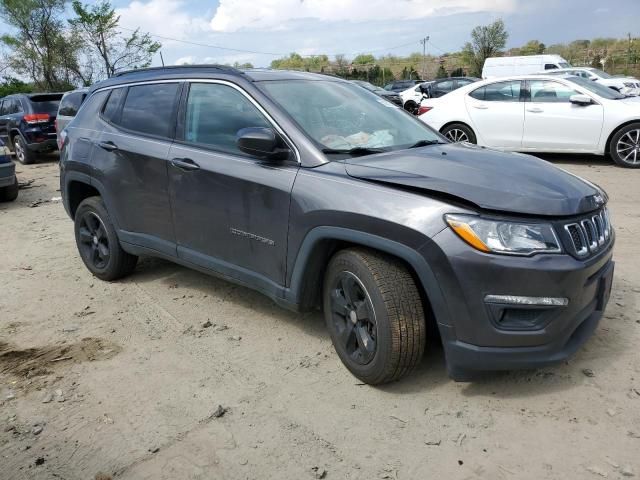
[{"xmin": 88, "ymin": 65, "xmax": 343, "ymax": 94}]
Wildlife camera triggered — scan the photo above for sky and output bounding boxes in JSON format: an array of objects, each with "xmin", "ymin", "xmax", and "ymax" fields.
[{"xmin": 3, "ymin": 0, "xmax": 640, "ymax": 68}]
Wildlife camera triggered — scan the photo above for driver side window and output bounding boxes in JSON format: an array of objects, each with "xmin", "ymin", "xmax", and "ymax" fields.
[{"xmin": 184, "ymin": 83, "xmax": 270, "ymax": 156}]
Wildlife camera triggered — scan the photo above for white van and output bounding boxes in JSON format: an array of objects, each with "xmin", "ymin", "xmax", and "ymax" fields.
[{"xmin": 482, "ymin": 55, "xmax": 571, "ymax": 79}]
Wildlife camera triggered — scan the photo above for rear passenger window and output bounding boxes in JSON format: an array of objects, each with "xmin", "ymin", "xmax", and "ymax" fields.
[
  {"xmin": 59, "ymin": 92, "xmax": 86, "ymax": 117},
  {"xmin": 102, "ymin": 88, "xmax": 126, "ymax": 123},
  {"xmin": 184, "ymin": 83, "xmax": 270, "ymax": 155},
  {"xmin": 118, "ymin": 84, "xmax": 179, "ymax": 138}
]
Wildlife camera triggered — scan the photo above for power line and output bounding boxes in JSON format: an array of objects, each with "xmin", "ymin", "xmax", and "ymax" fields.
[
  {"xmin": 118, "ymin": 26, "xmax": 285, "ymax": 56},
  {"xmin": 119, "ymin": 26, "xmax": 429, "ymax": 59}
]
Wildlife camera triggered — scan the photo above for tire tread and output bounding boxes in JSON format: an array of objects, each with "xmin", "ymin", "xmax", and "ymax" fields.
[{"xmin": 333, "ymin": 248, "xmax": 426, "ymax": 384}]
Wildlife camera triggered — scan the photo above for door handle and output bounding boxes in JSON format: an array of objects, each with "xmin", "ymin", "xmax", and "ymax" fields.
[
  {"xmin": 526, "ymin": 107, "xmax": 544, "ymax": 113},
  {"xmin": 170, "ymin": 157, "xmax": 200, "ymax": 171},
  {"xmin": 97, "ymin": 140, "xmax": 118, "ymax": 151},
  {"xmin": 472, "ymin": 104, "xmax": 488, "ymax": 109}
]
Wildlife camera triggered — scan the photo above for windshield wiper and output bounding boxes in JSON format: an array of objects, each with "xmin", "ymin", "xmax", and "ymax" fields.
[
  {"xmin": 321, "ymin": 147, "xmax": 386, "ymax": 156},
  {"xmin": 408, "ymin": 139, "xmax": 445, "ymax": 148}
]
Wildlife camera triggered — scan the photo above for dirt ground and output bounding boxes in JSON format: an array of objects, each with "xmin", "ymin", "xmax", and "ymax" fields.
[{"xmin": 0, "ymin": 154, "xmax": 638, "ymax": 480}]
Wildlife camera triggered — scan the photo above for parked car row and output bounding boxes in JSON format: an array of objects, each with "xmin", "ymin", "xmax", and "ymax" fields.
[
  {"xmin": 0, "ymin": 93, "xmax": 62, "ymax": 164},
  {"xmin": 482, "ymin": 55, "xmax": 640, "ymax": 96},
  {"xmin": 400, "ymin": 76, "xmax": 479, "ymax": 113},
  {"xmin": 543, "ymin": 67, "xmax": 640, "ymax": 96},
  {"xmin": 418, "ymin": 74, "xmax": 640, "ymax": 168}
]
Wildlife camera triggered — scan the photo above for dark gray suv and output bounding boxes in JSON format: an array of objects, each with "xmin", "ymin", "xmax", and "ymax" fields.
[{"xmin": 59, "ymin": 66, "xmax": 615, "ymax": 384}]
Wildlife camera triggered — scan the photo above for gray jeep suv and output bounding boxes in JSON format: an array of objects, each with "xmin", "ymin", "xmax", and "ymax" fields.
[{"xmin": 60, "ymin": 66, "xmax": 615, "ymax": 384}]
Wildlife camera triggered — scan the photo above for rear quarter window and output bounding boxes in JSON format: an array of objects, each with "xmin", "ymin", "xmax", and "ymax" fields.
[{"xmin": 102, "ymin": 88, "xmax": 126, "ymax": 123}]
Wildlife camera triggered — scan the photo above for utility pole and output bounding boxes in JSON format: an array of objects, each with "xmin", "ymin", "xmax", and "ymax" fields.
[
  {"xmin": 627, "ymin": 33, "xmax": 632, "ymax": 73},
  {"xmin": 159, "ymin": 51, "xmax": 165, "ymax": 67},
  {"xmin": 420, "ymin": 36, "xmax": 429, "ymax": 80}
]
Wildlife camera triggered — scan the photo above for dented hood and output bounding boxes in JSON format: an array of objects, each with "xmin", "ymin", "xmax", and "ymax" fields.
[{"xmin": 344, "ymin": 143, "xmax": 605, "ymax": 216}]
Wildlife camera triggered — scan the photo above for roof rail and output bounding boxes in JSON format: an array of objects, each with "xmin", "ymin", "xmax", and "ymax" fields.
[{"xmin": 113, "ymin": 64, "xmax": 245, "ymax": 77}]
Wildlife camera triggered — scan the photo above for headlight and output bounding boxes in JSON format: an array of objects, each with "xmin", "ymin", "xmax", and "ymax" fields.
[{"xmin": 445, "ymin": 214, "xmax": 562, "ymax": 255}]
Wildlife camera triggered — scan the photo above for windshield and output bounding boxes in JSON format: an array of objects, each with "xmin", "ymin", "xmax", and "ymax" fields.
[
  {"xmin": 566, "ymin": 76, "xmax": 626, "ymax": 99},
  {"xmin": 587, "ymin": 68, "xmax": 612, "ymax": 79},
  {"xmin": 558, "ymin": 62, "xmax": 571, "ymax": 68},
  {"xmin": 353, "ymin": 81, "xmax": 386, "ymax": 94},
  {"xmin": 258, "ymin": 79, "xmax": 440, "ymax": 153}
]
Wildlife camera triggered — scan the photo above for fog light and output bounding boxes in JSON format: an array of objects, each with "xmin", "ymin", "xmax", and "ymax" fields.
[{"xmin": 484, "ymin": 295, "xmax": 569, "ymax": 306}]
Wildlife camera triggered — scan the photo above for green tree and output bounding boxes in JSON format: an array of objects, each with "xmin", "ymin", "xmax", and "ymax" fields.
[
  {"xmin": 519, "ymin": 40, "xmax": 545, "ymax": 55},
  {"xmin": 352, "ymin": 54, "xmax": 375, "ymax": 65},
  {"xmin": 0, "ymin": 76, "xmax": 33, "ymax": 96},
  {"xmin": 435, "ymin": 64, "xmax": 448, "ymax": 78},
  {"xmin": 69, "ymin": 0, "xmax": 161, "ymax": 78},
  {"xmin": 461, "ymin": 19, "xmax": 508, "ymax": 76},
  {"xmin": 0, "ymin": 0, "xmax": 80, "ymax": 90}
]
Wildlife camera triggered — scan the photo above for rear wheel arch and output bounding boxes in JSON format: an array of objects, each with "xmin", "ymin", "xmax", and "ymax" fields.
[
  {"xmin": 66, "ymin": 180, "xmax": 101, "ymax": 219},
  {"xmin": 8, "ymin": 129, "xmax": 22, "ymax": 150}
]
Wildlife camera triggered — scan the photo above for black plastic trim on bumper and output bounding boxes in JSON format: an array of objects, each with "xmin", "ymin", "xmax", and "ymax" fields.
[
  {"xmin": 26, "ymin": 138, "xmax": 58, "ymax": 152},
  {"xmin": 440, "ymin": 298, "xmax": 604, "ymax": 381}
]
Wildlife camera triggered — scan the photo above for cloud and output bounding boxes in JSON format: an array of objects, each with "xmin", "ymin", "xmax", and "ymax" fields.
[
  {"xmin": 175, "ymin": 55, "xmax": 197, "ymax": 65},
  {"xmin": 116, "ymin": 0, "xmax": 209, "ymax": 41},
  {"xmin": 210, "ymin": 0, "xmax": 516, "ymax": 32}
]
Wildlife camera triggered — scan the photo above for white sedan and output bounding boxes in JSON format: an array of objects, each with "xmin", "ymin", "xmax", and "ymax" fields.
[{"xmin": 418, "ymin": 74, "xmax": 640, "ymax": 168}]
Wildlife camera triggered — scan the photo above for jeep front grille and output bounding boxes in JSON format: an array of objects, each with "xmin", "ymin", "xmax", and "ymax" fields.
[{"xmin": 563, "ymin": 209, "xmax": 611, "ymax": 258}]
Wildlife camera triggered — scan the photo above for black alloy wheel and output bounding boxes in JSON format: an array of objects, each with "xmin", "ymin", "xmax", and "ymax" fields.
[
  {"xmin": 77, "ymin": 211, "xmax": 111, "ymax": 270},
  {"xmin": 323, "ymin": 248, "xmax": 426, "ymax": 384},
  {"xmin": 74, "ymin": 196, "xmax": 137, "ymax": 280},
  {"xmin": 329, "ymin": 271, "xmax": 378, "ymax": 365}
]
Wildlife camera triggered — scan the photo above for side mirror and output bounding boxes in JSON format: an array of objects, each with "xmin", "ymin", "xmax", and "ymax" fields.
[
  {"xmin": 236, "ymin": 127, "xmax": 290, "ymax": 160},
  {"xmin": 570, "ymin": 94, "xmax": 593, "ymax": 106}
]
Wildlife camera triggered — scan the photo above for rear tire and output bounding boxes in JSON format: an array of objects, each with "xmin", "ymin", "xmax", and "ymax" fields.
[
  {"xmin": 441, "ymin": 123, "xmax": 477, "ymax": 144},
  {"xmin": 404, "ymin": 100, "xmax": 418, "ymax": 115},
  {"xmin": 323, "ymin": 248, "xmax": 426, "ymax": 385},
  {"xmin": 14, "ymin": 136, "xmax": 36, "ymax": 165},
  {"xmin": 609, "ymin": 123, "xmax": 640, "ymax": 168},
  {"xmin": 74, "ymin": 196, "xmax": 138, "ymax": 281},
  {"xmin": 0, "ymin": 177, "xmax": 18, "ymax": 202}
]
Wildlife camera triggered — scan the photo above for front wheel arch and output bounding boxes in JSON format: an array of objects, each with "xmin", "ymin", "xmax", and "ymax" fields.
[
  {"xmin": 607, "ymin": 121, "xmax": 640, "ymax": 168},
  {"xmin": 605, "ymin": 120, "xmax": 640, "ymax": 154},
  {"xmin": 286, "ymin": 227, "xmax": 449, "ymax": 328}
]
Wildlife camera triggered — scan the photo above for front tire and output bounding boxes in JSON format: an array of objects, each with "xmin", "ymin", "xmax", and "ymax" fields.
[
  {"xmin": 0, "ymin": 177, "xmax": 18, "ymax": 202},
  {"xmin": 323, "ymin": 248, "xmax": 426, "ymax": 385},
  {"xmin": 13, "ymin": 136, "xmax": 36, "ymax": 165},
  {"xmin": 441, "ymin": 123, "xmax": 477, "ymax": 144},
  {"xmin": 610, "ymin": 123, "xmax": 640, "ymax": 168},
  {"xmin": 74, "ymin": 196, "xmax": 138, "ymax": 281}
]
